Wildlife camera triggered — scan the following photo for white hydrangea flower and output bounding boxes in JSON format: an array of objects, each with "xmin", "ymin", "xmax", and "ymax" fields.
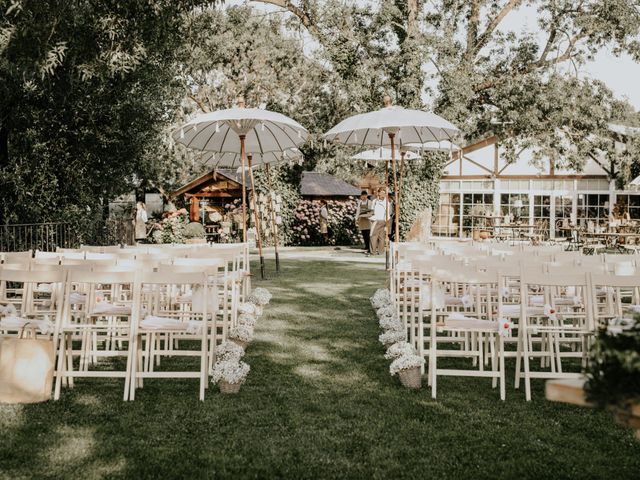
[
  {"xmin": 248, "ymin": 287, "xmax": 272, "ymax": 306},
  {"xmin": 237, "ymin": 313, "xmax": 257, "ymax": 327},
  {"xmin": 376, "ymin": 305, "xmax": 395, "ymax": 319},
  {"xmin": 389, "ymin": 354, "xmax": 424, "ymax": 376},
  {"xmin": 211, "ymin": 359, "xmax": 250, "ymax": 385},
  {"xmin": 215, "ymin": 341, "xmax": 245, "ymax": 362},
  {"xmin": 379, "ymin": 329, "xmax": 405, "ymax": 346},
  {"xmin": 229, "ymin": 324, "xmax": 254, "ymax": 343},
  {"xmin": 371, "ymin": 288, "xmax": 391, "ymax": 309},
  {"xmin": 384, "ymin": 342, "xmax": 416, "ymax": 360},
  {"xmin": 379, "ymin": 315, "xmax": 402, "ymax": 331},
  {"xmin": 238, "ymin": 302, "xmax": 257, "ymax": 316}
]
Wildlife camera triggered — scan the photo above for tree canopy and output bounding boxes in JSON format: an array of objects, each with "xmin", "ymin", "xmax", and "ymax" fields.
[{"xmin": 1, "ymin": 1, "xmax": 639, "ymax": 230}]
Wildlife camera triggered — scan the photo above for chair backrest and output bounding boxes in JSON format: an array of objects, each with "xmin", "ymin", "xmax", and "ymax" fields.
[{"xmin": 1, "ymin": 251, "xmax": 33, "ymax": 263}]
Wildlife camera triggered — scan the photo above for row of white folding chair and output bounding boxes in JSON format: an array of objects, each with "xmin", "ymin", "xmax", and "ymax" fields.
[
  {"xmin": 401, "ymin": 261, "xmax": 597, "ymax": 400},
  {"xmin": 1, "ymin": 263, "xmax": 231, "ymax": 400},
  {"xmin": 54, "ymin": 268, "xmax": 213, "ymax": 401},
  {"xmin": 412, "ymin": 266, "xmax": 506, "ymax": 400}
]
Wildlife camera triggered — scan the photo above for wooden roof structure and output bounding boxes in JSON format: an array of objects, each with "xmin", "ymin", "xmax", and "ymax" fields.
[
  {"xmin": 171, "ymin": 169, "xmax": 252, "ymax": 199},
  {"xmin": 300, "ymin": 171, "xmax": 361, "ymax": 198}
]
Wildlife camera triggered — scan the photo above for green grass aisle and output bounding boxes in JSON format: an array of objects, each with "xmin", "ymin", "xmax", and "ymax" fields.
[{"xmin": 1, "ymin": 259, "xmax": 639, "ymax": 479}]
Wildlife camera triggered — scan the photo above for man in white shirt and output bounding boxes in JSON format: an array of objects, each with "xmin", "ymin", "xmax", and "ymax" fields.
[{"xmin": 369, "ymin": 187, "xmax": 391, "ymax": 255}]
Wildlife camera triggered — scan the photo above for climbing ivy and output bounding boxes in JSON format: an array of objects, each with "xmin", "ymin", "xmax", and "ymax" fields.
[{"xmin": 397, "ymin": 154, "xmax": 446, "ymax": 241}]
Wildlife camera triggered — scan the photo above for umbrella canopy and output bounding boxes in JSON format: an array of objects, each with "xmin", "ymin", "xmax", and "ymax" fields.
[
  {"xmin": 404, "ymin": 140, "xmax": 461, "ymax": 152},
  {"xmin": 173, "ymin": 107, "xmax": 309, "ymax": 154},
  {"xmin": 323, "ymin": 102, "xmax": 460, "ymax": 148},
  {"xmin": 630, "ymin": 175, "xmax": 640, "ymax": 186},
  {"xmin": 351, "ymin": 147, "xmax": 420, "ymax": 162},
  {"xmin": 193, "ymin": 148, "xmax": 303, "ymax": 169}
]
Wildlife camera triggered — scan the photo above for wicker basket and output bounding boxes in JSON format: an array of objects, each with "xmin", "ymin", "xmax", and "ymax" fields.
[
  {"xmin": 230, "ymin": 338, "xmax": 248, "ymax": 349},
  {"xmin": 399, "ymin": 367, "xmax": 422, "ymax": 389},
  {"xmin": 219, "ymin": 380, "xmax": 242, "ymax": 394}
]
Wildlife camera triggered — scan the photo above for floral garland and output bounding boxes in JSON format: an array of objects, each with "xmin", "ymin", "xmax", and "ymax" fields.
[
  {"xmin": 376, "ymin": 304, "xmax": 396, "ymax": 318},
  {"xmin": 389, "ymin": 354, "xmax": 425, "ymax": 376},
  {"xmin": 212, "ymin": 359, "xmax": 250, "ymax": 385}
]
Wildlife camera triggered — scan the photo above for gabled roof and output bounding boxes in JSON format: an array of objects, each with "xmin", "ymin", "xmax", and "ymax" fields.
[
  {"xmin": 171, "ymin": 168, "xmax": 252, "ymax": 198},
  {"xmin": 301, "ymin": 171, "xmax": 361, "ymax": 197}
]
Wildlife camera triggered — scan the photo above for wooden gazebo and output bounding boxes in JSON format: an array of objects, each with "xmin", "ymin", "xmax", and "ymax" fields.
[{"xmin": 171, "ymin": 169, "xmax": 251, "ymax": 222}]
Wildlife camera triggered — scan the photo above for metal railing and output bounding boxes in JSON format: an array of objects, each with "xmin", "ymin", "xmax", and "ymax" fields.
[{"xmin": 0, "ymin": 222, "xmax": 78, "ymax": 252}]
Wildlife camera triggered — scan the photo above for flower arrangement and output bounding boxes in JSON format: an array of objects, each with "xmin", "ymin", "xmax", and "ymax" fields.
[
  {"xmin": 248, "ymin": 287, "xmax": 272, "ymax": 306},
  {"xmin": 237, "ymin": 313, "xmax": 257, "ymax": 327},
  {"xmin": 379, "ymin": 315, "xmax": 403, "ymax": 331},
  {"xmin": 379, "ymin": 329, "xmax": 406, "ymax": 346},
  {"xmin": 389, "ymin": 354, "xmax": 425, "ymax": 376},
  {"xmin": 238, "ymin": 302, "xmax": 257, "ymax": 316},
  {"xmin": 229, "ymin": 324, "xmax": 254, "ymax": 344},
  {"xmin": 211, "ymin": 359, "xmax": 250, "ymax": 390},
  {"xmin": 384, "ymin": 342, "xmax": 416, "ymax": 360},
  {"xmin": 371, "ymin": 288, "xmax": 391, "ymax": 309},
  {"xmin": 376, "ymin": 304, "xmax": 395, "ymax": 318},
  {"xmin": 215, "ymin": 341, "xmax": 245, "ymax": 362}
]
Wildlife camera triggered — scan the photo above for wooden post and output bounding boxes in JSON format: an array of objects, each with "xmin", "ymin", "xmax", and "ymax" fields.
[
  {"xmin": 389, "ymin": 133, "xmax": 400, "ymax": 255},
  {"xmin": 248, "ymin": 155, "xmax": 265, "ymax": 279},
  {"xmin": 240, "ymin": 134, "xmax": 247, "ymax": 242},
  {"xmin": 385, "ymin": 159, "xmax": 390, "ymax": 270},
  {"xmin": 264, "ymin": 162, "xmax": 281, "ymax": 273}
]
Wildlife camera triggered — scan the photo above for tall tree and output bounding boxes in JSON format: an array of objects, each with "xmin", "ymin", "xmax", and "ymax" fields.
[{"xmin": 0, "ymin": 0, "xmax": 214, "ymax": 233}]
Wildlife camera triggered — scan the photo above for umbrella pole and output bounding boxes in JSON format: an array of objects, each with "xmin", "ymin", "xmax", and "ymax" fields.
[
  {"xmin": 384, "ymin": 159, "xmax": 390, "ymax": 270},
  {"xmin": 389, "ymin": 133, "xmax": 400, "ymax": 259},
  {"xmin": 248, "ymin": 155, "xmax": 265, "ymax": 280},
  {"xmin": 265, "ymin": 162, "xmax": 281, "ymax": 274},
  {"xmin": 399, "ymin": 151, "xmax": 405, "ymax": 204},
  {"xmin": 240, "ymin": 135, "xmax": 248, "ymax": 243}
]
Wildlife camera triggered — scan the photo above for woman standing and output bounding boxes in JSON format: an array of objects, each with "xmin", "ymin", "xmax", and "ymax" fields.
[
  {"xmin": 319, "ymin": 200, "xmax": 329, "ymax": 243},
  {"xmin": 135, "ymin": 201, "xmax": 148, "ymax": 244}
]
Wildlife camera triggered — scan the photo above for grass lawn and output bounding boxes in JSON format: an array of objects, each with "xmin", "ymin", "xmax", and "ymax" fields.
[{"xmin": 1, "ymin": 256, "xmax": 639, "ymax": 479}]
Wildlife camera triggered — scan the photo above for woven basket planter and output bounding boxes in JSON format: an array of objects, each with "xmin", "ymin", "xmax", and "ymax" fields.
[
  {"xmin": 399, "ymin": 367, "xmax": 422, "ymax": 389},
  {"xmin": 230, "ymin": 339, "xmax": 248, "ymax": 349},
  {"xmin": 218, "ymin": 380, "xmax": 242, "ymax": 394}
]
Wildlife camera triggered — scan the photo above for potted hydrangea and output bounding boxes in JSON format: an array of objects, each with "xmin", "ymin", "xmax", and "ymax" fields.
[
  {"xmin": 229, "ymin": 324, "xmax": 254, "ymax": 349},
  {"xmin": 384, "ymin": 342, "xmax": 416, "ymax": 360},
  {"xmin": 379, "ymin": 328, "xmax": 406, "ymax": 348},
  {"xmin": 212, "ymin": 359, "xmax": 250, "ymax": 394},
  {"xmin": 390, "ymin": 353, "xmax": 425, "ymax": 389}
]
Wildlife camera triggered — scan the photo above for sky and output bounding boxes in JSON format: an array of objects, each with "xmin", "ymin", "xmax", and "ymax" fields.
[{"xmin": 230, "ymin": 1, "xmax": 640, "ymax": 110}]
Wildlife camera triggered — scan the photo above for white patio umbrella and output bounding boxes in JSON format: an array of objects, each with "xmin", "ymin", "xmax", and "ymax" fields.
[
  {"xmin": 326, "ymin": 96, "xmax": 460, "ymax": 260},
  {"xmin": 173, "ymin": 98, "xmax": 309, "ymax": 244},
  {"xmin": 192, "ymin": 148, "xmax": 303, "ymax": 275},
  {"xmin": 173, "ymin": 99, "xmax": 308, "ymax": 278}
]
